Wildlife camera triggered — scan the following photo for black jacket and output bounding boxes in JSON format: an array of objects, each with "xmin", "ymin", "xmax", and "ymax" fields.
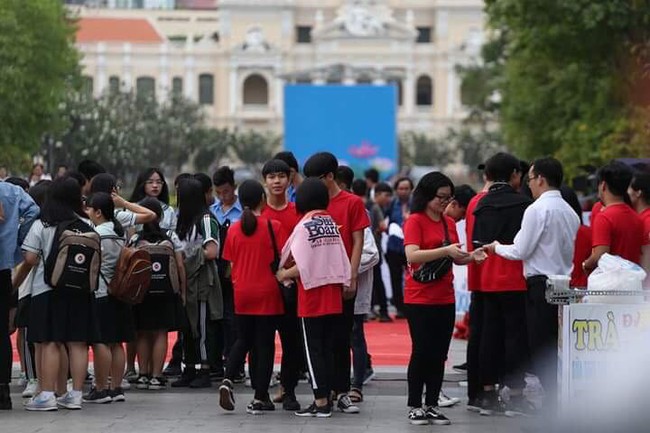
[{"xmin": 472, "ymin": 183, "xmax": 533, "ymax": 246}]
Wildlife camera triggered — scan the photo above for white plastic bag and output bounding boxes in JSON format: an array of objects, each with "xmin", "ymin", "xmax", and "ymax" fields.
[{"xmin": 586, "ymin": 254, "xmax": 647, "ymax": 304}]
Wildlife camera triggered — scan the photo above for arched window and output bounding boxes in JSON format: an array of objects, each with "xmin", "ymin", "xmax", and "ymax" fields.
[
  {"xmin": 81, "ymin": 75, "xmax": 94, "ymax": 99},
  {"xmin": 136, "ymin": 76, "xmax": 156, "ymax": 100},
  {"xmin": 388, "ymin": 78, "xmax": 403, "ymax": 106},
  {"xmin": 243, "ymin": 74, "xmax": 269, "ymax": 105},
  {"xmin": 108, "ymin": 76, "xmax": 120, "ymax": 95},
  {"xmin": 416, "ymin": 75, "xmax": 433, "ymax": 106},
  {"xmin": 199, "ymin": 74, "xmax": 214, "ymax": 105}
]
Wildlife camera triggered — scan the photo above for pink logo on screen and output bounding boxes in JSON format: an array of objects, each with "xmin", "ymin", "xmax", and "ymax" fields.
[{"xmin": 348, "ymin": 140, "xmax": 378, "ymax": 159}]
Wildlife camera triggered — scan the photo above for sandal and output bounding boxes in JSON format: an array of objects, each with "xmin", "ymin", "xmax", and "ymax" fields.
[{"xmin": 349, "ymin": 388, "xmax": 363, "ymax": 403}]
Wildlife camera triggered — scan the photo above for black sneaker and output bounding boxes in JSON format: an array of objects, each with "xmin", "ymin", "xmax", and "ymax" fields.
[
  {"xmin": 232, "ymin": 372, "xmax": 246, "ymax": 384},
  {"xmin": 110, "ymin": 387, "xmax": 125, "ymax": 402},
  {"xmin": 336, "ymin": 394, "xmax": 360, "ymax": 414},
  {"xmin": 162, "ymin": 362, "xmax": 182, "ymax": 377},
  {"xmin": 504, "ymin": 396, "xmax": 537, "ymax": 417},
  {"xmin": 246, "ymin": 399, "xmax": 275, "ymax": 415},
  {"xmin": 82, "ymin": 388, "xmax": 112, "ymax": 404},
  {"xmin": 467, "ymin": 398, "xmax": 482, "ymax": 413},
  {"xmin": 189, "ymin": 370, "xmax": 211, "ymax": 389},
  {"xmin": 408, "ymin": 407, "xmax": 429, "ymax": 425},
  {"xmin": 218, "ymin": 379, "xmax": 235, "ymax": 411},
  {"xmin": 295, "ymin": 402, "xmax": 332, "ymax": 418},
  {"xmin": 135, "ymin": 375, "xmax": 150, "ymax": 390},
  {"xmin": 148, "ymin": 376, "xmax": 167, "ymax": 390},
  {"xmin": 0, "ymin": 384, "xmax": 11, "ymax": 410},
  {"xmin": 282, "ymin": 394, "xmax": 301, "ymax": 411},
  {"xmin": 171, "ymin": 369, "xmax": 196, "ymax": 388},
  {"xmin": 424, "ymin": 406, "xmax": 451, "ymax": 425},
  {"xmin": 480, "ymin": 391, "xmax": 506, "ymax": 416},
  {"xmin": 209, "ymin": 368, "xmax": 225, "ymax": 382},
  {"xmin": 378, "ymin": 314, "xmax": 393, "ymax": 323},
  {"xmin": 453, "ymin": 362, "xmax": 468, "ymax": 372}
]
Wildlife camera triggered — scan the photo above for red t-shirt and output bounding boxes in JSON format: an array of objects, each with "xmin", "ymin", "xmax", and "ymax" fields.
[
  {"xmin": 327, "ymin": 190, "xmax": 370, "ymax": 259},
  {"xmin": 261, "ymin": 202, "xmax": 300, "ymax": 248},
  {"xmin": 592, "ymin": 203, "xmax": 644, "ymax": 264},
  {"xmin": 590, "ymin": 202, "xmax": 603, "ymax": 227},
  {"xmin": 465, "ymin": 192, "xmax": 487, "ymax": 292},
  {"xmin": 297, "ymin": 280, "xmax": 343, "ymax": 318},
  {"xmin": 222, "ymin": 216, "xmax": 286, "ymax": 315},
  {"xmin": 571, "ymin": 225, "xmax": 592, "ymax": 288},
  {"xmin": 479, "ymin": 255, "xmax": 527, "ymax": 292},
  {"xmin": 403, "ymin": 213, "xmax": 457, "ymax": 305},
  {"xmin": 640, "ymin": 208, "xmax": 650, "ymax": 246}
]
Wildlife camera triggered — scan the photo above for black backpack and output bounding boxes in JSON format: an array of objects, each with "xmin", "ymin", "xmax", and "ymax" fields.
[
  {"xmin": 44, "ymin": 219, "xmax": 101, "ymax": 292},
  {"xmin": 136, "ymin": 238, "xmax": 179, "ymax": 296}
]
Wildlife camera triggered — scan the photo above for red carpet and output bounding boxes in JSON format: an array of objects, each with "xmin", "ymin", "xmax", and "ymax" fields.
[{"xmin": 11, "ymin": 318, "xmax": 412, "ymax": 367}]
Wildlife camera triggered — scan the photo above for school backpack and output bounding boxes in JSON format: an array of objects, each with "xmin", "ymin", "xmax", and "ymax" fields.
[
  {"xmin": 104, "ymin": 238, "xmax": 152, "ymax": 305},
  {"xmin": 44, "ymin": 219, "xmax": 101, "ymax": 292},
  {"xmin": 135, "ymin": 238, "xmax": 180, "ymax": 296}
]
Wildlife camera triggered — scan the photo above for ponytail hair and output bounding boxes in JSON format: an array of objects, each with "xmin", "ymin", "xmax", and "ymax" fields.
[
  {"xmin": 86, "ymin": 192, "xmax": 125, "ymax": 238},
  {"xmin": 238, "ymin": 179, "xmax": 265, "ymax": 236},
  {"xmin": 138, "ymin": 196, "xmax": 167, "ymax": 243}
]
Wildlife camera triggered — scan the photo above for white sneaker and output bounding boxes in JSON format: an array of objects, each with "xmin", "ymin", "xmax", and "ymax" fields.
[
  {"xmin": 22, "ymin": 379, "xmax": 39, "ymax": 398},
  {"xmin": 121, "ymin": 379, "xmax": 131, "ymax": 390},
  {"xmin": 57, "ymin": 391, "xmax": 82, "ymax": 410},
  {"xmin": 17, "ymin": 372, "xmax": 27, "ymax": 387},
  {"xmin": 438, "ymin": 391, "xmax": 460, "ymax": 408},
  {"xmin": 25, "ymin": 392, "xmax": 57, "ymax": 412}
]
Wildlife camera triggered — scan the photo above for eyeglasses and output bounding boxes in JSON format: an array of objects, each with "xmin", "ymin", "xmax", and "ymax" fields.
[
  {"xmin": 527, "ymin": 175, "xmax": 540, "ymax": 183},
  {"xmin": 146, "ymin": 180, "xmax": 165, "ymax": 186},
  {"xmin": 435, "ymin": 194, "xmax": 454, "ymax": 203}
]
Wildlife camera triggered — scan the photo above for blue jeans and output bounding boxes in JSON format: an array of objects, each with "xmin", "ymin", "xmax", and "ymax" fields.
[{"xmin": 351, "ymin": 314, "xmax": 368, "ymax": 389}]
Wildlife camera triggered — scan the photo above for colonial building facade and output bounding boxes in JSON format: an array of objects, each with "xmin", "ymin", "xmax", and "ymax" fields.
[{"xmin": 74, "ymin": 0, "xmax": 485, "ymax": 136}]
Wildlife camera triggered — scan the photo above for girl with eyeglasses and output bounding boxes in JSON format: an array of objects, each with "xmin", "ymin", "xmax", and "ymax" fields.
[{"xmin": 130, "ymin": 168, "xmax": 177, "ymax": 231}]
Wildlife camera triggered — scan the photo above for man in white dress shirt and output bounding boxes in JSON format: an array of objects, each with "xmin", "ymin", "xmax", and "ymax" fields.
[{"xmin": 485, "ymin": 157, "xmax": 580, "ymax": 408}]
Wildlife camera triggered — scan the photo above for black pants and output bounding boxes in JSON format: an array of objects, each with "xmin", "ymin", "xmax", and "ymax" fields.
[
  {"xmin": 405, "ymin": 303, "xmax": 455, "ymax": 408},
  {"xmin": 466, "ymin": 291, "xmax": 484, "ymax": 401},
  {"xmin": 526, "ymin": 275, "xmax": 557, "ymax": 402},
  {"xmin": 225, "ymin": 314, "xmax": 277, "ymax": 401},
  {"xmin": 371, "ymin": 263, "xmax": 389, "ymax": 315},
  {"xmin": 21, "ymin": 329, "xmax": 37, "ymax": 380},
  {"xmin": 183, "ymin": 301, "xmax": 219, "ymax": 367},
  {"xmin": 332, "ymin": 299, "xmax": 354, "ymax": 395},
  {"xmin": 277, "ymin": 304, "xmax": 302, "ymax": 394},
  {"xmin": 0, "ymin": 270, "xmax": 11, "ymax": 385},
  {"xmin": 479, "ymin": 292, "xmax": 528, "ymax": 390},
  {"xmin": 385, "ymin": 251, "xmax": 406, "ymax": 313},
  {"xmin": 301, "ymin": 315, "xmax": 337, "ymax": 400}
]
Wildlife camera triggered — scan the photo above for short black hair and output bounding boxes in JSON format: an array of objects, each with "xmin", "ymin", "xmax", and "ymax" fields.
[
  {"xmin": 597, "ymin": 161, "xmax": 633, "ymax": 199},
  {"xmin": 364, "ymin": 168, "xmax": 379, "ymax": 183},
  {"xmin": 303, "ymin": 152, "xmax": 338, "ymax": 178},
  {"xmin": 273, "ymin": 151, "xmax": 299, "ymax": 172},
  {"xmin": 5, "ymin": 177, "xmax": 29, "ymax": 192},
  {"xmin": 411, "ymin": 172, "xmax": 455, "ymax": 213},
  {"xmin": 484, "ymin": 152, "xmax": 521, "ymax": 182},
  {"xmin": 374, "ymin": 182, "xmax": 393, "ymax": 195},
  {"xmin": 262, "ymin": 159, "xmax": 291, "ymax": 177},
  {"xmin": 531, "ymin": 157, "xmax": 564, "ymax": 188},
  {"xmin": 453, "ymin": 184, "xmax": 477, "ymax": 208},
  {"xmin": 295, "ymin": 177, "xmax": 330, "ymax": 214},
  {"xmin": 351, "ymin": 178, "xmax": 367, "ymax": 197},
  {"xmin": 77, "ymin": 159, "xmax": 106, "ymax": 181},
  {"xmin": 336, "ymin": 166, "xmax": 354, "ymax": 190},
  {"xmin": 90, "ymin": 173, "xmax": 117, "ymax": 194},
  {"xmin": 174, "ymin": 172, "xmax": 192, "ymax": 188},
  {"xmin": 66, "ymin": 171, "xmax": 87, "ymax": 189},
  {"xmin": 213, "ymin": 166, "xmax": 235, "ymax": 187},
  {"xmin": 393, "ymin": 177, "xmax": 414, "ymax": 191},
  {"xmin": 630, "ymin": 172, "xmax": 650, "ymax": 204},
  {"xmin": 193, "ymin": 173, "xmax": 213, "ymax": 194}
]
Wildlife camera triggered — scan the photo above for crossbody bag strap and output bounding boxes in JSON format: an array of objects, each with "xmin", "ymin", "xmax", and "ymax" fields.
[{"xmin": 267, "ymin": 220, "xmax": 280, "ymax": 272}]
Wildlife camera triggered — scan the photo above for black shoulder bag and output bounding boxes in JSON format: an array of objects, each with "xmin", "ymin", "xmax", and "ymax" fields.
[
  {"xmin": 267, "ymin": 220, "xmax": 297, "ymax": 309},
  {"xmin": 409, "ymin": 217, "xmax": 453, "ymax": 283}
]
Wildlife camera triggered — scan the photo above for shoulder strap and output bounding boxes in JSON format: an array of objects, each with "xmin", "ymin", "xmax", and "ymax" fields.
[
  {"xmin": 441, "ymin": 216, "xmax": 450, "ymax": 243},
  {"xmin": 267, "ymin": 219, "xmax": 279, "ymax": 263}
]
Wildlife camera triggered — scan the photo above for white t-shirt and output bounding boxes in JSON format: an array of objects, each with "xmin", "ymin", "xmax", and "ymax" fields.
[
  {"xmin": 115, "ymin": 209, "xmax": 137, "ymax": 230},
  {"xmin": 21, "ymin": 220, "xmax": 57, "ymax": 297},
  {"xmin": 95, "ymin": 222, "xmax": 124, "ymax": 298},
  {"xmin": 161, "ymin": 204, "xmax": 177, "ymax": 232}
]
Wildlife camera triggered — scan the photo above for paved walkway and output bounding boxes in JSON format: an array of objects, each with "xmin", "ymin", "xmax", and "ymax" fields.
[{"xmin": 2, "ymin": 339, "xmax": 537, "ymax": 433}]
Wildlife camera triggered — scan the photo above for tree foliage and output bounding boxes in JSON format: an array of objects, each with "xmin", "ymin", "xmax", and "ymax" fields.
[
  {"xmin": 486, "ymin": 0, "xmax": 650, "ymax": 174},
  {"xmin": 399, "ymin": 131, "xmax": 453, "ymax": 168},
  {"xmin": 0, "ymin": 0, "xmax": 79, "ymax": 158}
]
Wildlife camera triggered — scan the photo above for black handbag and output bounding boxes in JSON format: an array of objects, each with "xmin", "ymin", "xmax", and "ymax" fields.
[
  {"xmin": 409, "ymin": 217, "xmax": 453, "ymax": 283},
  {"xmin": 267, "ymin": 220, "xmax": 297, "ymax": 308}
]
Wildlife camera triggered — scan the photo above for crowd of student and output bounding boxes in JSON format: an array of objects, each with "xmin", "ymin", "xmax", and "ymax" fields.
[{"xmin": 0, "ymin": 151, "xmax": 648, "ymax": 426}]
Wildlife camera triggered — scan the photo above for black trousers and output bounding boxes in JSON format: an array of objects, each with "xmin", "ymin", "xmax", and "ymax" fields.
[
  {"xmin": 277, "ymin": 304, "xmax": 302, "ymax": 393},
  {"xmin": 371, "ymin": 263, "xmax": 389, "ymax": 315},
  {"xmin": 331, "ymin": 299, "xmax": 354, "ymax": 395},
  {"xmin": 385, "ymin": 251, "xmax": 406, "ymax": 313},
  {"xmin": 466, "ymin": 291, "xmax": 484, "ymax": 401},
  {"xmin": 479, "ymin": 291, "xmax": 528, "ymax": 390},
  {"xmin": 183, "ymin": 301, "xmax": 219, "ymax": 367},
  {"xmin": 405, "ymin": 303, "xmax": 455, "ymax": 408},
  {"xmin": 301, "ymin": 315, "xmax": 337, "ymax": 400},
  {"xmin": 0, "ymin": 270, "xmax": 11, "ymax": 385},
  {"xmin": 225, "ymin": 314, "xmax": 277, "ymax": 401},
  {"xmin": 526, "ymin": 275, "xmax": 557, "ymax": 402}
]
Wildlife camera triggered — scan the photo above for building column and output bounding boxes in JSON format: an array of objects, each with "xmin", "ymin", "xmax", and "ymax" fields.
[
  {"xmin": 404, "ymin": 67, "xmax": 415, "ymax": 115},
  {"xmin": 446, "ymin": 61, "xmax": 455, "ymax": 116},
  {"xmin": 159, "ymin": 43, "xmax": 169, "ymax": 101},
  {"xmin": 229, "ymin": 67, "xmax": 237, "ymax": 115},
  {"xmin": 122, "ymin": 43, "xmax": 133, "ymax": 91},
  {"xmin": 96, "ymin": 42, "xmax": 107, "ymax": 96}
]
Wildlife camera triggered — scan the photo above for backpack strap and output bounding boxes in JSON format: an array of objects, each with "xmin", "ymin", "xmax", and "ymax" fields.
[{"xmin": 267, "ymin": 220, "xmax": 280, "ymax": 273}]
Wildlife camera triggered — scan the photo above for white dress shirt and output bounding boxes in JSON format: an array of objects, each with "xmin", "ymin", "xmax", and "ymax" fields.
[{"xmin": 495, "ymin": 190, "xmax": 580, "ymax": 277}]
